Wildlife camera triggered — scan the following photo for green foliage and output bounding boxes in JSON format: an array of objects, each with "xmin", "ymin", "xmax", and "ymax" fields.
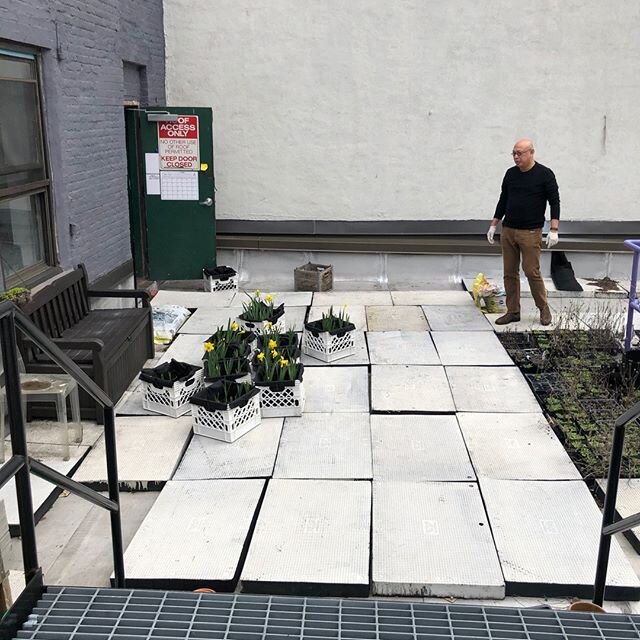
[
  {"xmin": 319, "ymin": 305, "xmax": 351, "ymax": 331},
  {"xmin": 0, "ymin": 287, "xmax": 30, "ymax": 305},
  {"xmin": 241, "ymin": 290, "xmax": 277, "ymax": 322}
]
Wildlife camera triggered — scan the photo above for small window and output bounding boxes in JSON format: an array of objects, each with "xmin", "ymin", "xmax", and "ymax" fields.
[{"xmin": 0, "ymin": 47, "xmax": 53, "ymax": 288}]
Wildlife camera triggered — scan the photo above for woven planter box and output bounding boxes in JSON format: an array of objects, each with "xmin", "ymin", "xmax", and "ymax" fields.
[
  {"xmin": 254, "ymin": 366, "xmax": 305, "ymax": 418},
  {"xmin": 191, "ymin": 386, "xmax": 261, "ymax": 443},
  {"xmin": 294, "ymin": 263, "xmax": 333, "ymax": 292},
  {"xmin": 141, "ymin": 365, "xmax": 204, "ymax": 418},
  {"xmin": 237, "ymin": 304, "xmax": 286, "ymax": 335},
  {"xmin": 202, "ymin": 266, "xmax": 238, "ymax": 293},
  {"xmin": 302, "ymin": 320, "xmax": 356, "ymax": 363}
]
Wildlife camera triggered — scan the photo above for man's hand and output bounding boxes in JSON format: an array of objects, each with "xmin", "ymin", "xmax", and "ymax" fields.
[
  {"xmin": 545, "ymin": 230, "xmax": 559, "ymax": 248},
  {"xmin": 487, "ymin": 225, "xmax": 497, "ymax": 245}
]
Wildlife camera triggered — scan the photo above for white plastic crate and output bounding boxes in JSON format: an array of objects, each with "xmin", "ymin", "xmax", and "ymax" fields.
[
  {"xmin": 203, "ymin": 272, "xmax": 238, "ymax": 293},
  {"xmin": 302, "ymin": 328, "xmax": 356, "ymax": 362},
  {"xmin": 142, "ymin": 369, "xmax": 204, "ymax": 418},
  {"xmin": 192, "ymin": 393, "xmax": 262, "ymax": 442},
  {"xmin": 257, "ymin": 379, "xmax": 305, "ymax": 417},
  {"xmin": 237, "ymin": 313, "xmax": 285, "ymax": 335}
]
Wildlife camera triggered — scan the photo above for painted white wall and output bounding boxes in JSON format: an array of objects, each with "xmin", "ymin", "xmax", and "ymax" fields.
[{"xmin": 165, "ymin": 1, "xmax": 640, "ymax": 222}]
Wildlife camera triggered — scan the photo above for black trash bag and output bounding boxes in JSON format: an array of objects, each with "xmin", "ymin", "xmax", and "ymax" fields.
[
  {"xmin": 550, "ymin": 251, "xmax": 583, "ymax": 292},
  {"xmin": 139, "ymin": 359, "xmax": 200, "ymax": 388},
  {"xmin": 203, "ymin": 265, "xmax": 237, "ymax": 280}
]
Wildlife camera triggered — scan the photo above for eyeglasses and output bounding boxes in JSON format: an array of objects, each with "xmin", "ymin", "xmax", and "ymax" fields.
[{"xmin": 511, "ymin": 149, "xmax": 532, "ymax": 157}]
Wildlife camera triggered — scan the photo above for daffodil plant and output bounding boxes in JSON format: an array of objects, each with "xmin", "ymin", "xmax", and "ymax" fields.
[
  {"xmin": 319, "ymin": 305, "xmax": 351, "ymax": 332},
  {"xmin": 256, "ymin": 326, "xmax": 299, "ymax": 351},
  {"xmin": 255, "ymin": 347, "xmax": 301, "ymax": 382},
  {"xmin": 240, "ymin": 290, "xmax": 283, "ymax": 322},
  {"xmin": 202, "ymin": 321, "xmax": 252, "ymax": 379}
]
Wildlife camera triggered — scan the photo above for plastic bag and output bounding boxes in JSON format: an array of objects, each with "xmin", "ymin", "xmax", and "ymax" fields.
[
  {"xmin": 152, "ymin": 304, "xmax": 191, "ymax": 344},
  {"xmin": 472, "ymin": 273, "xmax": 506, "ymax": 314}
]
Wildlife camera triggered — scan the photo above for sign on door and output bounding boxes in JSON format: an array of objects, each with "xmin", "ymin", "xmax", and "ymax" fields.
[{"xmin": 158, "ymin": 116, "xmax": 200, "ymax": 170}]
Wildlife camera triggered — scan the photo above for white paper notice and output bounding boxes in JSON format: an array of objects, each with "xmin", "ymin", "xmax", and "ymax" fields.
[
  {"xmin": 145, "ymin": 153, "xmax": 160, "ymax": 174},
  {"xmin": 145, "ymin": 173, "xmax": 161, "ymax": 195},
  {"xmin": 160, "ymin": 171, "xmax": 199, "ymax": 201}
]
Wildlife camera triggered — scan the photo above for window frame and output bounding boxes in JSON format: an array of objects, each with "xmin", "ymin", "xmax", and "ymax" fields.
[{"xmin": 0, "ymin": 43, "xmax": 57, "ymax": 289}]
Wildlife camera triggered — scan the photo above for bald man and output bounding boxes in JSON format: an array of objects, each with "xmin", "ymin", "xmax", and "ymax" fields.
[{"xmin": 486, "ymin": 139, "xmax": 560, "ymax": 326}]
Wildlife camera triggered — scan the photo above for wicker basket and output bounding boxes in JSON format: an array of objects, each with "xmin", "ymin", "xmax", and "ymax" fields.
[{"xmin": 294, "ymin": 263, "xmax": 333, "ymax": 292}]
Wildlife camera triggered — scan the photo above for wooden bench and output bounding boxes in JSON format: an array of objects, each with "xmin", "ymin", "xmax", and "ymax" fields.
[{"xmin": 19, "ymin": 265, "xmax": 154, "ymax": 422}]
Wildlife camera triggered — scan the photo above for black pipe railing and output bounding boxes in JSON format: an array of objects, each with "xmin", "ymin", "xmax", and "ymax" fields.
[
  {"xmin": 0, "ymin": 300, "xmax": 125, "ymax": 588},
  {"xmin": 594, "ymin": 399, "xmax": 640, "ymax": 605}
]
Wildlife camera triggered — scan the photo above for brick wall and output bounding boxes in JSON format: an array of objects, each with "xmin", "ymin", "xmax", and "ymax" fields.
[{"xmin": 0, "ymin": 0, "xmax": 165, "ymax": 282}]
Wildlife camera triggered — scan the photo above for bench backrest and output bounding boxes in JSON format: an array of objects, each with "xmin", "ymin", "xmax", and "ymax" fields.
[{"xmin": 21, "ymin": 266, "xmax": 90, "ymax": 338}]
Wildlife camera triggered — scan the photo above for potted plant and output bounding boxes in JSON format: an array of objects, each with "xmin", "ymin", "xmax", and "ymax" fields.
[
  {"xmin": 303, "ymin": 305, "xmax": 356, "ymax": 362},
  {"xmin": 254, "ymin": 348, "xmax": 305, "ymax": 417},
  {"xmin": 202, "ymin": 330, "xmax": 252, "ymax": 383},
  {"xmin": 202, "ymin": 265, "xmax": 238, "ymax": 292},
  {"xmin": 254, "ymin": 326, "xmax": 300, "ymax": 366},
  {"xmin": 190, "ymin": 380, "xmax": 261, "ymax": 442},
  {"xmin": 237, "ymin": 290, "xmax": 285, "ymax": 334},
  {"xmin": 139, "ymin": 359, "xmax": 204, "ymax": 418},
  {"xmin": 0, "ymin": 287, "xmax": 31, "ymax": 308}
]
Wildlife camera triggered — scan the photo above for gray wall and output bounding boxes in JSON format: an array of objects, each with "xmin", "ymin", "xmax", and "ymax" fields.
[
  {"xmin": 0, "ymin": 0, "xmax": 166, "ymax": 282},
  {"xmin": 165, "ymin": 0, "xmax": 640, "ymax": 225}
]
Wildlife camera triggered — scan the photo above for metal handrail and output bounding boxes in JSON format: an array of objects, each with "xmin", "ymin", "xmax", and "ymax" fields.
[
  {"xmin": 0, "ymin": 300, "xmax": 125, "ymax": 588},
  {"xmin": 623, "ymin": 239, "xmax": 640, "ymax": 352},
  {"xmin": 593, "ymin": 398, "xmax": 640, "ymax": 605}
]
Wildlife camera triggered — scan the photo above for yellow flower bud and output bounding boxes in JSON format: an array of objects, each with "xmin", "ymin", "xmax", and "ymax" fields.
[{"xmin": 231, "ymin": 321, "xmax": 239, "ymax": 331}]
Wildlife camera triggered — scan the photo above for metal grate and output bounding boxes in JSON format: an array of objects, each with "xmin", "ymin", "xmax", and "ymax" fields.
[{"xmin": 14, "ymin": 587, "xmax": 640, "ymax": 640}]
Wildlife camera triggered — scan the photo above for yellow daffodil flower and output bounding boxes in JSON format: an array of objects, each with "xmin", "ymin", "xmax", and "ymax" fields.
[
  {"xmin": 231, "ymin": 321, "xmax": 239, "ymax": 331},
  {"xmin": 268, "ymin": 339, "xmax": 278, "ymax": 350},
  {"xmin": 204, "ymin": 342, "xmax": 214, "ymax": 352},
  {"xmin": 271, "ymin": 350, "xmax": 279, "ymax": 358},
  {"xmin": 265, "ymin": 294, "xmax": 273, "ymax": 303},
  {"xmin": 264, "ymin": 321, "xmax": 272, "ymax": 328},
  {"xmin": 257, "ymin": 352, "xmax": 265, "ymax": 361},
  {"xmin": 280, "ymin": 359, "xmax": 289, "ymax": 367}
]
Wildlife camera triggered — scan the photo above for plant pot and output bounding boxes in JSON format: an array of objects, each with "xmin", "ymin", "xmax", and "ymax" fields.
[
  {"xmin": 302, "ymin": 320, "xmax": 356, "ymax": 363},
  {"xmin": 202, "ymin": 265, "xmax": 238, "ymax": 292},
  {"xmin": 190, "ymin": 383, "xmax": 261, "ymax": 442},
  {"xmin": 254, "ymin": 365, "xmax": 305, "ymax": 417},
  {"xmin": 237, "ymin": 303, "xmax": 286, "ymax": 335},
  {"xmin": 139, "ymin": 360, "xmax": 204, "ymax": 418}
]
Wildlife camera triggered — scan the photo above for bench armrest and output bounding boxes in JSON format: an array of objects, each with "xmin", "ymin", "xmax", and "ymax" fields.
[{"xmin": 87, "ymin": 289, "xmax": 150, "ymax": 308}]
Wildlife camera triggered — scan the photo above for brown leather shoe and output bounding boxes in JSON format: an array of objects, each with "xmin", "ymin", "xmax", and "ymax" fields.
[
  {"xmin": 540, "ymin": 306, "xmax": 552, "ymax": 326},
  {"xmin": 495, "ymin": 312, "xmax": 521, "ymax": 325}
]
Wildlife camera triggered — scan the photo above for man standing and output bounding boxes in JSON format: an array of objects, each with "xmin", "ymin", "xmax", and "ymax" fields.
[{"xmin": 487, "ymin": 139, "xmax": 560, "ymax": 325}]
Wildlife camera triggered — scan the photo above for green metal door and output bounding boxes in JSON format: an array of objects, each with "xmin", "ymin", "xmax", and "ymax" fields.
[{"xmin": 126, "ymin": 107, "xmax": 216, "ymax": 280}]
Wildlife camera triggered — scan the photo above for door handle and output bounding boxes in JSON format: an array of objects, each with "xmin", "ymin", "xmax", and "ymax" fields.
[{"xmin": 199, "ymin": 197, "xmax": 213, "ymax": 207}]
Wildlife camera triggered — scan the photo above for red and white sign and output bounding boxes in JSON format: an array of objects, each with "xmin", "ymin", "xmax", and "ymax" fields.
[{"xmin": 158, "ymin": 116, "xmax": 200, "ymax": 170}]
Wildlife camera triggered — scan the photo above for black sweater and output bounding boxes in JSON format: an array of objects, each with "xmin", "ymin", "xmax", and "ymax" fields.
[{"xmin": 494, "ymin": 162, "xmax": 560, "ymax": 229}]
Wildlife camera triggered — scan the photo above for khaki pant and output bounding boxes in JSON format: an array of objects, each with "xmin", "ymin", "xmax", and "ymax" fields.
[{"xmin": 500, "ymin": 226, "xmax": 548, "ymax": 314}]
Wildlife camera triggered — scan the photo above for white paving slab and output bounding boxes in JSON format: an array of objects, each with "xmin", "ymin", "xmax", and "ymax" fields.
[
  {"xmin": 371, "ymin": 415, "xmax": 474, "ymax": 481},
  {"xmin": 392, "ymin": 290, "xmax": 474, "ymax": 306},
  {"xmin": 431, "ymin": 331, "xmax": 513, "ymax": 366},
  {"xmin": 458, "ymin": 413, "xmax": 581, "ymax": 480},
  {"xmin": 366, "ymin": 306, "xmax": 429, "ymax": 331},
  {"xmin": 266, "ymin": 291, "xmax": 313, "ymax": 307},
  {"xmin": 371, "ymin": 365, "xmax": 455, "ymax": 413},
  {"xmin": 308, "ymin": 305, "xmax": 367, "ymax": 331},
  {"xmin": 481, "ymin": 479, "xmax": 640, "ymax": 598},
  {"xmin": 278, "ymin": 306, "xmax": 307, "ymax": 332},
  {"xmin": 74, "ymin": 416, "xmax": 192, "ymax": 490},
  {"xmin": 367, "ymin": 331, "xmax": 440, "ymax": 365},
  {"xmin": 373, "ymin": 481, "xmax": 504, "ymax": 598},
  {"xmin": 152, "ymin": 289, "xmax": 236, "ymax": 308},
  {"xmin": 0, "ymin": 443, "xmax": 89, "ymax": 531},
  {"xmin": 422, "ymin": 305, "xmax": 492, "ymax": 331},
  {"xmin": 124, "ymin": 479, "xmax": 264, "ymax": 588},
  {"xmin": 597, "ymin": 479, "xmax": 640, "ymax": 541},
  {"xmin": 241, "ymin": 479, "xmax": 370, "ymax": 595},
  {"xmin": 301, "ymin": 330, "xmax": 370, "ymax": 367},
  {"xmin": 274, "ymin": 413, "xmax": 372, "ymax": 479},
  {"xmin": 446, "ymin": 366, "xmax": 540, "ymax": 413},
  {"xmin": 172, "ymin": 418, "xmax": 284, "ymax": 480},
  {"xmin": 313, "ymin": 291, "xmax": 393, "ymax": 307},
  {"xmin": 303, "ymin": 366, "xmax": 369, "ymax": 413},
  {"xmin": 157, "ymin": 334, "xmax": 209, "ymax": 367},
  {"xmin": 177, "ymin": 307, "xmax": 244, "ymax": 334}
]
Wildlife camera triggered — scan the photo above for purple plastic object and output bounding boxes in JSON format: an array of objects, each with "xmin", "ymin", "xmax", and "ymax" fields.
[{"xmin": 623, "ymin": 239, "xmax": 640, "ymax": 352}]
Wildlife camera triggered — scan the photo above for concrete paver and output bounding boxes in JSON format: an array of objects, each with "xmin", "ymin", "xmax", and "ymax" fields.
[{"xmin": 366, "ymin": 305, "xmax": 428, "ymax": 331}]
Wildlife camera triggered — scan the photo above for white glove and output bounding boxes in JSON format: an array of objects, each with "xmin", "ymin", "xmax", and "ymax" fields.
[
  {"xmin": 487, "ymin": 226, "xmax": 497, "ymax": 245},
  {"xmin": 545, "ymin": 230, "xmax": 559, "ymax": 248}
]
